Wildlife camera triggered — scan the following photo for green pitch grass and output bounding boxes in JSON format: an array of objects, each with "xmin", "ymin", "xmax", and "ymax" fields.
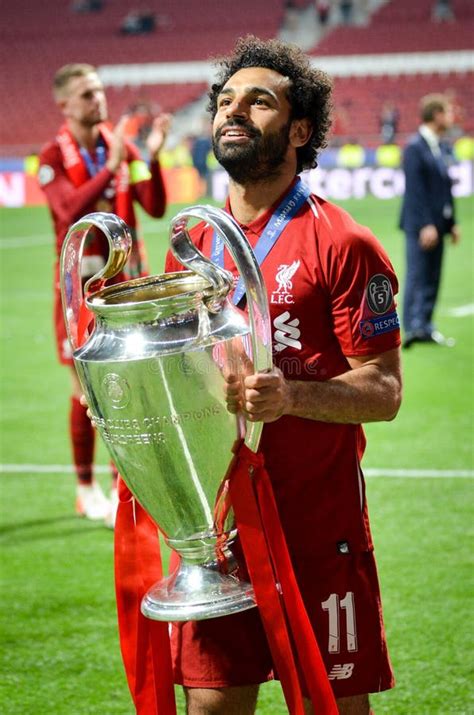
[{"xmin": 1, "ymin": 196, "xmax": 473, "ymax": 714}]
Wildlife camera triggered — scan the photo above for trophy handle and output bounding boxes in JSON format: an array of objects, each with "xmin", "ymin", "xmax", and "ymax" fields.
[
  {"xmin": 60, "ymin": 212, "xmax": 132, "ymax": 353},
  {"xmin": 170, "ymin": 205, "xmax": 273, "ymax": 452}
]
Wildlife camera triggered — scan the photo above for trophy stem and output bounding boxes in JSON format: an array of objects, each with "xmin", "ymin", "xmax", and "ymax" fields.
[{"xmin": 141, "ymin": 555, "xmax": 256, "ymax": 622}]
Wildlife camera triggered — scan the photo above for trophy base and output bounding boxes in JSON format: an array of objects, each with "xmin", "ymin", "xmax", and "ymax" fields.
[{"xmin": 141, "ymin": 560, "xmax": 256, "ymax": 621}]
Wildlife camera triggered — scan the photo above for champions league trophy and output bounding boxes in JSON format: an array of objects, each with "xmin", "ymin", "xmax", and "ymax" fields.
[{"xmin": 60, "ymin": 207, "xmax": 273, "ymax": 621}]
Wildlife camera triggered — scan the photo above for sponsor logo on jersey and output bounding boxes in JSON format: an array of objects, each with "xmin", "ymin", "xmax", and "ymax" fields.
[
  {"xmin": 273, "ymin": 311, "xmax": 302, "ymax": 352},
  {"xmin": 366, "ymin": 274, "xmax": 393, "ymax": 315},
  {"xmin": 328, "ymin": 663, "xmax": 355, "ymax": 680},
  {"xmin": 271, "ymin": 260, "xmax": 300, "ymax": 305},
  {"xmin": 38, "ymin": 165, "xmax": 55, "ymax": 186},
  {"xmin": 360, "ymin": 310, "xmax": 400, "ymax": 339}
]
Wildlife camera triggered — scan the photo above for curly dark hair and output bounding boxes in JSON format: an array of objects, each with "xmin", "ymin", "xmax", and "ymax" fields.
[{"xmin": 207, "ymin": 35, "xmax": 333, "ymax": 172}]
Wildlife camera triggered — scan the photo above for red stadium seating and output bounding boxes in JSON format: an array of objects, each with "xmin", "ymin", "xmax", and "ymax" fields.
[
  {"xmin": 330, "ymin": 72, "xmax": 473, "ymax": 146},
  {"xmin": 304, "ymin": 0, "xmax": 474, "ymax": 145},
  {"xmin": 0, "ymin": 0, "xmax": 471, "ymax": 153},
  {"xmin": 0, "ymin": 79, "xmax": 209, "ymax": 151},
  {"xmin": 0, "ymin": 0, "xmax": 283, "ymax": 153},
  {"xmin": 310, "ymin": 0, "xmax": 473, "ymax": 54}
]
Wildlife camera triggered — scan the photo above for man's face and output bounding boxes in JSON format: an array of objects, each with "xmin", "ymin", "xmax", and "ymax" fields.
[
  {"xmin": 60, "ymin": 73, "xmax": 108, "ymax": 127},
  {"xmin": 212, "ymin": 67, "xmax": 294, "ymax": 183}
]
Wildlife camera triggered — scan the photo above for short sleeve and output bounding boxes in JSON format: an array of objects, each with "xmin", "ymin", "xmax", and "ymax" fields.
[{"xmin": 321, "ymin": 216, "xmax": 401, "ymax": 356}]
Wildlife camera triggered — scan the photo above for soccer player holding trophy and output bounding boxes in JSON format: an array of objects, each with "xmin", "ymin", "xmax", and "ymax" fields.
[{"xmin": 62, "ymin": 37, "xmax": 402, "ymax": 715}]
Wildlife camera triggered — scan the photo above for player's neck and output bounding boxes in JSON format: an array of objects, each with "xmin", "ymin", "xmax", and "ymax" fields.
[
  {"xmin": 228, "ymin": 171, "xmax": 297, "ymax": 225},
  {"xmin": 68, "ymin": 121, "xmax": 101, "ymax": 152}
]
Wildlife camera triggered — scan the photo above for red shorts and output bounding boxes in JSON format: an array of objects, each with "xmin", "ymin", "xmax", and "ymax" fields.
[{"xmin": 171, "ymin": 548, "xmax": 395, "ymax": 699}]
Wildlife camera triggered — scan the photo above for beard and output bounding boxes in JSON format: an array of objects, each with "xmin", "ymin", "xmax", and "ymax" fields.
[
  {"xmin": 213, "ymin": 119, "xmax": 291, "ymax": 184},
  {"xmin": 82, "ymin": 116, "xmax": 103, "ymax": 128},
  {"xmin": 81, "ymin": 103, "xmax": 108, "ymax": 128}
]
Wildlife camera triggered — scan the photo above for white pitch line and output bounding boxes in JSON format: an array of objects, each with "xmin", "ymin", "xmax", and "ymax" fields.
[
  {"xmin": 0, "ymin": 464, "xmax": 108, "ymax": 473},
  {"xmin": 444, "ymin": 303, "xmax": 474, "ymax": 318},
  {"xmin": 364, "ymin": 468, "xmax": 474, "ymax": 478},
  {"xmin": 0, "ymin": 235, "xmax": 52, "ymax": 249},
  {"xmin": 0, "ymin": 225, "xmax": 159, "ymax": 248},
  {"xmin": 1, "ymin": 464, "xmax": 473, "ymax": 478}
]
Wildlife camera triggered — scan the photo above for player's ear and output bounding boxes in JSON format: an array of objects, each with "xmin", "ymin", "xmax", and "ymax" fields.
[
  {"xmin": 55, "ymin": 91, "xmax": 68, "ymax": 114},
  {"xmin": 289, "ymin": 118, "xmax": 312, "ymax": 148}
]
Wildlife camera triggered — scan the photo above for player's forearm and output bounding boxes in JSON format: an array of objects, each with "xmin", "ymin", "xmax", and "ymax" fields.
[
  {"xmin": 45, "ymin": 168, "xmax": 114, "ymax": 225},
  {"xmin": 68, "ymin": 170, "xmax": 114, "ymax": 217},
  {"xmin": 133, "ymin": 161, "xmax": 167, "ymax": 218},
  {"xmin": 285, "ymin": 362, "xmax": 402, "ymax": 424}
]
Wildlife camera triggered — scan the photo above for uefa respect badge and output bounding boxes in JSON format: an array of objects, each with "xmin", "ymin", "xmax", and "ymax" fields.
[{"xmin": 359, "ymin": 273, "xmax": 399, "ymax": 339}]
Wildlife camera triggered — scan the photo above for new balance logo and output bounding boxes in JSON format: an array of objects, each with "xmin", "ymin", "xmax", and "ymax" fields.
[
  {"xmin": 273, "ymin": 311, "xmax": 302, "ymax": 353},
  {"xmin": 328, "ymin": 663, "xmax": 355, "ymax": 680}
]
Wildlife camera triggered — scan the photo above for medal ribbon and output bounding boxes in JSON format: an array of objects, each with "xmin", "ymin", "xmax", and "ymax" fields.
[
  {"xmin": 211, "ymin": 178, "xmax": 310, "ymax": 304},
  {"xmin": 79, "ymin": 140, "xmax": 107, "ymax": 177}
]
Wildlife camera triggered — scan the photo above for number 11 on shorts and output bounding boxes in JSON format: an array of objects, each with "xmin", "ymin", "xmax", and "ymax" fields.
[{"xmin": 321, "ymin": 592, "xmax": 358, "ymax": 654}]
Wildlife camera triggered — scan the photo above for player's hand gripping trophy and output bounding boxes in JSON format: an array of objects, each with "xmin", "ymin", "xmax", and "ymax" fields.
[{"xmin": 60, "ymin": 207, "xmax": 272, "ymax": 621}]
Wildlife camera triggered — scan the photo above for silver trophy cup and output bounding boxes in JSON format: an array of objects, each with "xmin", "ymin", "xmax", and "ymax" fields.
[{"xmin": 60, "ymin": 207, "xmax": 272, "ymax": 621}]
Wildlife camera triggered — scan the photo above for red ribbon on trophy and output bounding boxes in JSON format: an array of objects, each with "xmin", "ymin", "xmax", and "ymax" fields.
[
  {"xmin": 228, "ymin": 441, "xmax": 338, "ymax": 715},
  {"xmin": 114, "ymin": 479, "xmax": 176, "ymax": 714}
]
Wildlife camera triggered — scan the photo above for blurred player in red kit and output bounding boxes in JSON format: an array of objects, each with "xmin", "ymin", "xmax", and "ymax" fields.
[{"xmin": 38, "ymin": 63, "xmax": 170, "ymax": 526}]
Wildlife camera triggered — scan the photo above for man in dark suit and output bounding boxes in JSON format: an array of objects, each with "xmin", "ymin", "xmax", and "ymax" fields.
[{"xmin": 399, "ymin": 93, "xmax": 460, "ymax": 348}]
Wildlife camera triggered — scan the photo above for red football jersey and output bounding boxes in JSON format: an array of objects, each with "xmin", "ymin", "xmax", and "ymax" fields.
[
  {"xmin": 165, "ymin": 184, "xmax": 401, "ymax": 563},
  {"xmin": 40, "ymin": 126, "xmax": 167, "ymax": 365},
  {"xmin": 38, "ymin": 130, "xmax": 166, "ymax": 257}
]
